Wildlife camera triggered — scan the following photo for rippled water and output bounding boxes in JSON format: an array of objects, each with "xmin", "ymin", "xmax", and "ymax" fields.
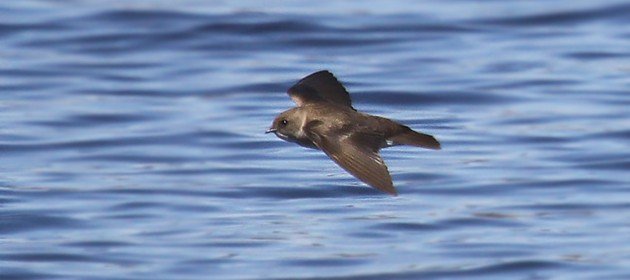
[{"xmin": 2, "ymin": 1, "xmax": 629, "ymax": 279}]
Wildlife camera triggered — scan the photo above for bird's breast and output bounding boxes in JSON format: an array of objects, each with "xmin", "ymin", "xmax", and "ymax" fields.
[{"xmin": 293, "ymin": 136, "xmax": 318, "ymax": 149}]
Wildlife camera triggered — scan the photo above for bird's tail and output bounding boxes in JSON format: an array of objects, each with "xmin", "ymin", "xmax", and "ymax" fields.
[{"xmin": 390, "ymin": 126, "xmax": 441, "ymax": 150}]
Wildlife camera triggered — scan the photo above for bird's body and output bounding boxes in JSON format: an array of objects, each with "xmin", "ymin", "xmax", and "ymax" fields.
[
  {"xmin": 280, "ymin": 102, "xmax": 428, "ymax": 149},
  {"xmin": 267, "ymin": 70, "xmax": 440, "ymax": 195}
]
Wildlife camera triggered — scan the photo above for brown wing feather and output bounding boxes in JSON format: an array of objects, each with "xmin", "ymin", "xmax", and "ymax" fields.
[
  {"xmin": 305, "ymin": 124, "xmax": 396, "ymax": 195},
  {"xmin": 287, "ymin": 70, "xmax": 354, "ymax": 109},
  {"xmin": 287, "ymin": 84, "xmax": 323, "ymax": 107}
]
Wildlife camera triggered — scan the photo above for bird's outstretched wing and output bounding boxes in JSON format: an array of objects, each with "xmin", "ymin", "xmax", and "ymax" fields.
[
  {"xmin": 304, "ymin": 121, "xmax": 396, "ymax": 195},
  {"xmin": 287, "ymin": 70, "xmax": 354, "ymax": 109}
]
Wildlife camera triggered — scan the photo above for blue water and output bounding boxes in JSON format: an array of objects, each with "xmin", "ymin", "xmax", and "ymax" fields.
[{"xmin": 1, "ymin": 1, "xmax": 629, "ymax": 279}]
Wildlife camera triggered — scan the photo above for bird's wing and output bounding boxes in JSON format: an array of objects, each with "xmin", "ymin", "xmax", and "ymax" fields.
[
  {"xmin": 304, "ymin": 121, "xmax": 396, "ymax": 195},
  {"xmin": 287, "ymin": 70, "xmax": 354, "ymax": 109}
]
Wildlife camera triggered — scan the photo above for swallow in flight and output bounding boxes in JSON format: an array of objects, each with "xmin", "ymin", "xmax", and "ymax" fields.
[{"xmin": 267, "ymin": 70, "xmax": 440, "ymax": 195}]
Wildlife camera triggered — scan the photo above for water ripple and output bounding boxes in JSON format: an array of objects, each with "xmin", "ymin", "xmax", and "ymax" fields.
[
  {"xmin": 475, "ymin": 2, "xmax": 630, "ymax": 26},
  {"xmin": 0, "ymin": 210, "xmax": 87, "ymax": 234}
]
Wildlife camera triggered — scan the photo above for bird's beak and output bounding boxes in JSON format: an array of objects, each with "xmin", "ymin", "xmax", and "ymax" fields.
[{"xmin": 265, "ymin": 128, "xmax": 277, "ymax": 134}]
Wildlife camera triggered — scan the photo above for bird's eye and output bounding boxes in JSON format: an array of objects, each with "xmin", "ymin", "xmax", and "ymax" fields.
[{"xmin": 280, "ymin": 119, "xmax": 288, "ymax": 127}]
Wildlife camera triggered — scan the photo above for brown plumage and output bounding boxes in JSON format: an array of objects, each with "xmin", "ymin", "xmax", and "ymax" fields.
[{"xmin": 267, "ymin": 70, "xmax": 440, "ymax": 195}]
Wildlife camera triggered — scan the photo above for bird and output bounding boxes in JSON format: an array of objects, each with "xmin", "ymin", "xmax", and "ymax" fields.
[{"xmin": 266, "ymin": 70, "xmax": 440, "ymax": 195}]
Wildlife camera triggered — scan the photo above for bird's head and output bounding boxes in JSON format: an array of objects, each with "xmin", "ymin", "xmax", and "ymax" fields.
[{"xmin": 266, "ymin": 108, "xmax": 303, "ymax": 142}]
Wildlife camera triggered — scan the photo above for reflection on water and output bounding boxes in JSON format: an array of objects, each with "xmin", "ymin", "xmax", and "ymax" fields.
[{"xmin": 1, "ymin": 0, "xmax": 629, "ymax": 279}]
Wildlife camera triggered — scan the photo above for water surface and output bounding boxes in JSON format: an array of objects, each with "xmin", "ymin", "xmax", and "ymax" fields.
[{"xmin": 1, "ymin": 1, "xmax": 629, "ymax": 279}]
